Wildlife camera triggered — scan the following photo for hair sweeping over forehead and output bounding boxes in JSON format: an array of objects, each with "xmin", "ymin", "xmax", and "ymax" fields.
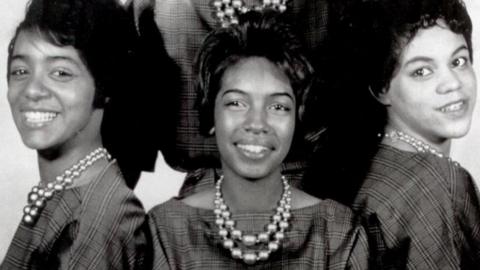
[
  {"xmin": 343, "ymin": 0, "xmax": 472, "ymax": 95},
  {"xmin": 7, "ymin": 0, "xmax": 132, "ymax": 108},
  {"xmin": 196, "ymin": 9, "xmax": 315, "ymax": 137}
]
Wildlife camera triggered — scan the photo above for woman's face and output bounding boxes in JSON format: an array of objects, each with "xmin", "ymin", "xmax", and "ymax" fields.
[
  {"xmin": 7, "ymin": 31, "xmax": 101, "ymax": 152},
  {"xmin": 214, "ymin": 57, "xmax": 295, "ymax": 180},
  {"xmin": 381, "ymin": 23, "xmax": 477, "ymax": 146}
]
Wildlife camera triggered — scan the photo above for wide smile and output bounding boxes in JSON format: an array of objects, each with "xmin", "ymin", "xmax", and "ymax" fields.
[
  {"xmin": 437, "ymin": 100, "xmax": 468, "ymax": 116},
  {"xmin": 235, "ymin": 143, "xmax": 271, "ymax": 160},
  {"xmin": 22, "ymin": 110, "xmax": 59, "ymax": 128}
]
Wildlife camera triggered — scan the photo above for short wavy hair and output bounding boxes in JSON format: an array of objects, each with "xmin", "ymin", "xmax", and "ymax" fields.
[
  {"xmin": 196, "ymin": 9, "xmax": 315, "ymax": 137},
  {"xmin": 7, "ymin": 0, "xmax": 131, "ymax": 108},
  {"xmin": 343, "ymin": 0, "xmax": 472, "ymax": 95}
]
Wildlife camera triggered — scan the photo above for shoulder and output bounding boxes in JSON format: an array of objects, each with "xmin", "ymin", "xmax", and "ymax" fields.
[
  {"xmin": 291, "ymin": 188, "xmax": 321, "ymax": 209},
  {"xmin": 148, "ymin": 198, "xmax": 201, "ymax": 227},
  {"xmin": 78, "ymin": 161, "xmax": 146, "ymax": 232}
]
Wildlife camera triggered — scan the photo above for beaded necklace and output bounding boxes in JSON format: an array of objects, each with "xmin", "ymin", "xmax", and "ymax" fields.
[
  {"xmin": 214, "ymin": 175, "xmax": 292, "ymax": 264},
  {"xmin": 212, "ymin": 0, "xmax": 288, "ymax": 27},
  {"xmin": 382, "ymin": 129, "xmax": 458, "ymax": 166},
  {"xmin": 23, "ymin": 147, "xmax": 111, "ymax": 225}
]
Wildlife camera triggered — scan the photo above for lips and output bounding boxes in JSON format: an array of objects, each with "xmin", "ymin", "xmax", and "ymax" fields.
[
  {"xmin": 438, "ymin": 100, "xmax": 467, "ymax": 113},
  {"xmin": 235, "ymin": 143, "xmax": 272, "ymax": 159},
  {"xmin": 22, "ymin": 110, "xmax": 59, "ymax": 127}
]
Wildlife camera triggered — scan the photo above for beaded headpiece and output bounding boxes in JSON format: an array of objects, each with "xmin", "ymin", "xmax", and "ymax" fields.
[{"xmin": 211, "ymin": 0, "xmax": 288, "ymax": 28}]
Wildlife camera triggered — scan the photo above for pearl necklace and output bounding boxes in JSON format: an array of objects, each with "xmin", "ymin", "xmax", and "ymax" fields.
[
  {"xmin": 214, "ymin": 175, "xmax": 292, "ymax": 265},
  {"xmin": 382, "ymin": 129, "xmax": 458, "ymax": 165},
  {"xmin": 23, "ymin": 147, "xmax": 111, "ymax": 225},
  {"xmin": 212, "ymin": 0, "xmax": 288, "ymax": 27}
]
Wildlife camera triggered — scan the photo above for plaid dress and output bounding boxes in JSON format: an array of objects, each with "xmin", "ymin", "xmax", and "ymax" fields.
[
  {"xmin": 148, "ymin": 198, "xmax": 370, "ymax": 269},
  {"xmin": 0, "ymin": 161, "xmax": 149, "ymax": 270},
  {"xmin": 353, "ymin": 144, "xmax": 480, "ymax": 269}
]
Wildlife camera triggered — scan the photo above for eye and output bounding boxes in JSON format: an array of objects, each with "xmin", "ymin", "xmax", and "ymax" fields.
[
  {"xmin": 411, "ymin": 67, "xmax": 433, "ymax": 78},
  {"xmin": 452, "ymin": 56, "xmax": 469, "ymax": 68},
  {"xmin": 50, "ymin": 68, "xmax": 74, "ymax": 82},
  {"xmin": 225, "ymin": 100, "xmax": 247, "ymax": 110},
  {"xmin": 269, "ymin": 103, "xmax": 291, "ymax": 112},
  {"xmin": 9, "ymin": 68, "xmax": 29, "ymax": 80}
]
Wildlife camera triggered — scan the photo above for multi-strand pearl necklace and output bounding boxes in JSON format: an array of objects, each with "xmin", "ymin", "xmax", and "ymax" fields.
[
  {"xmin": 23, "ymin": 147, "xmax": 111, "ymax": 225},
  {"xmin": 214, "ymin": 175, "xmax": 292, "ymax": 265},
  {"xmin": 212, "ymin": 0, "xmax": 288, "ymax": 27},
  {"xmin": 382, "ymin": 129, "xmax": 458, "ymax": 165}
]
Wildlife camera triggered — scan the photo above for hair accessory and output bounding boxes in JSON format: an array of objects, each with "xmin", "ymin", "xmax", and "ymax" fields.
[
  {"xmin": 22, "ymin": 147, "xmax": 111, "ymax": 225},
  {"xmin": 381, "ymin": 129, "xmax": 458, "ymax": 166},
  {"xmin": 214, "ymin": 175, "xmax": 292, "ymax": 264},
  {"xmin": 211, "ymin": 0, "xmax": 288, "ymax": 28}
]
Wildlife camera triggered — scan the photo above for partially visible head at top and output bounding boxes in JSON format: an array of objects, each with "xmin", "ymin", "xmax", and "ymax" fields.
[{"xmin": 195, "ymin": 9, "xmax": 315, "ymax": 179}]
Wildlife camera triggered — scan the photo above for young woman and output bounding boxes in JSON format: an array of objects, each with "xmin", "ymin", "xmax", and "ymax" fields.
[
  {"xmin": 148, "ymin": 10, "xmax": 370, "ymax": 269},
  {"xmin": 1, "ymin": 0, "xmax": 149, "ymax": 268},
  {"xmin": 306, "ymin": 0, "xmax": 480, "ymax": 268}
]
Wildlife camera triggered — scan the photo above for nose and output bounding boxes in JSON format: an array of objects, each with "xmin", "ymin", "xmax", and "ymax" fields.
[
  {"xmin": 243, "ymin": 107, "xmax": 270, "ymax": 134},
  {"xmin": 437, "ymin": 68, "xmax": 462, "ymax": 94},
  {"xmin": 24, "ymin": 74, "xmax": 50, "ymax": 101}
]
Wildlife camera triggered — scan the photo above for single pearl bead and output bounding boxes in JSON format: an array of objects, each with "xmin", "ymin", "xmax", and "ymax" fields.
[
  {"xmin": 279, "ymin": 221, "xmax": 289, "ymax": 230},
  {"xmin": 267, "ymin": 223, "xmax": 277, "ymax": 233},
  {"xmin": 268, "ymin": 242, "xmax": 279, "ymax": 252},
  {"xmin": 28, "ymin": 192, "xmax": 39, "ymax": 203},
  {"xmin": 242, "ymin": 235, "xmax": 257, "ymax": 246},
  {"xmin": 274, "ymin": 231, "xmax": 285, "ymax": 241},
  {"xmin": 219, "ymin": 228, "xmax": 228, "ymax": 238},
  {"xmin": 225, "ymin": 219, "xmax": 235, "ymax": 228},
  {"xmin": 232, "ymin": 230, "xmax": 242, "ymax": 239},
  {"xmin": 23, "ymin": 214, "xmax": 33, "ymax": 224},
  {"xmin": 54, "ymin": 184, "xmax": 64, "ymax": 191},
  {"xmin": 231, "ymin": 248, "xmax": 242, "ymax": 259},
  {"xmin": 23, "ymin": 206, "xmax": 31, "ymax": 214},
  {"xmin": 215, "ymin": 218, "xmax": 225, "ymax": 226},
  {"xmin": 223, "ymin": 239, "xmax": 234, "ymax": 249},
  {"xmin": 258, "ymin": 232, "xmax": 269, "ymax": 243},
  {"xmin": 243, "ymin": 252, "xmax": 257, "ymax": 264},
  {"xmin": 258, "ymin": 250, "xmax": 270, "ymax": 261}
]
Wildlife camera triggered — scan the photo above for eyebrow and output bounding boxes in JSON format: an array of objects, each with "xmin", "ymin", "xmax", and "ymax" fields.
[
  {"xmin": 404, "ymin": 45, "xmax": 469, "ymax": 66},
  {"xmin": 221, "ymin": 88, "xmax": 294, "ymax": 100},
  {"xmin": 10, "ymin": 54, "xmax": 82, "ymax": 68}
]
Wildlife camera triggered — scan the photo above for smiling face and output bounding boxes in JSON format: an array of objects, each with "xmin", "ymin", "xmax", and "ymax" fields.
[
  {"xmin": 7, "ymin": 30, "xmax": 102, "ymax": 153},
  {"xmin": 214, "ymin": 57, "xmax": 295, "ymax": 181},
  {"xmin": 380, "ymin": 22, "xmax": 477, "ymax": 147}
]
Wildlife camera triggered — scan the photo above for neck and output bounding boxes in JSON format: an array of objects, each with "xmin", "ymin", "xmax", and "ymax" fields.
[
  {"xmin": 383, "ymin": 125, "xmax": 451, "ymax": 155},
  {"xmin": 37, "ymin": 140, "xmax": 105, "ymax": 187},
  {"xmin": 221, "ymin": 170, "xmax": 284, "ymax": 212}
]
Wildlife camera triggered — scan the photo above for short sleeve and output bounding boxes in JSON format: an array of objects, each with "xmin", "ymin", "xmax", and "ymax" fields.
[
  {"xmin": 59, "ymin": 171, "xmax": 150, "ymax": 270},
  {"xmin": 451, "ymin": 166, "xmax": 480, "ymax": 268}
]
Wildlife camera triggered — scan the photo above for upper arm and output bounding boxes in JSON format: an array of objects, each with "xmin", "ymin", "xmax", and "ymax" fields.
[
  {"xmin": 451, "ymin": 167, "xmax": 480, "ymax": 266},
  {"xmin": 61, "ymin": 182, "xmax": 149, "ymax": 270}
]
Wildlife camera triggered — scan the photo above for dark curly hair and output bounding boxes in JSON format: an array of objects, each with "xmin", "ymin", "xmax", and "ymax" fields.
[
  {"xmin": 7, "ymin": 0, "xmax": 132, "ymax": 108},
  {"xmin": 196, "ymin": 9, "xmax": 315, "ymax": 138},
  {"xmin": 345, "ymin": 0, "xmax": 472, "ymax": 96}
]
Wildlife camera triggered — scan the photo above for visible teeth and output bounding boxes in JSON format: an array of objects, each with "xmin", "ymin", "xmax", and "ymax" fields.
[
  {"xmin": 237, "ymin": 144, "xmax": 268, "ymax": 154},
  {"xmin": 441, "ymin": 102, "xmax": 463, "ymax": 112},
  {"xmin": 24, "ymin": 111, "xmax": 58, "ymax": 123}
]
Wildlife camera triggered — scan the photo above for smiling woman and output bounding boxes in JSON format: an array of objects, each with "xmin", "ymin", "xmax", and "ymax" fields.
[
  {"xmin": 304, "ymin": 0, "xmax": 480, "ymax": 268},
  {"xmin": 0, "ymin": 0, "xmax": 149, "ymax": 269},
  {"xmin": 147, "ymin": 9, "xmax": 371, "ymax": 269}
]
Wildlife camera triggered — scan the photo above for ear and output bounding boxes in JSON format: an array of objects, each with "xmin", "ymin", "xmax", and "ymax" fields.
[{"xmin": 369, "ymin": 86, "xmax": 391, "ymax": 106}]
